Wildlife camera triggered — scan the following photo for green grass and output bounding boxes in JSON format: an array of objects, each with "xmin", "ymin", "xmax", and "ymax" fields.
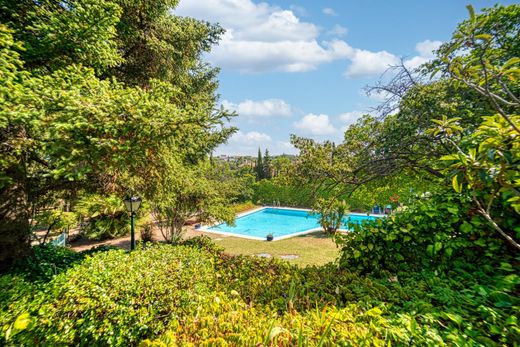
[{"xmin": 189, "ymin": 230, "xmax": 339, "ymax": 267}]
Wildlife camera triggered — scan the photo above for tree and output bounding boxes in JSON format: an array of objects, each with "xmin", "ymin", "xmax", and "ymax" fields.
[
  {"xmin": 291, "ymin": 4, "xmax": 520, "ymax": 253},
  {"xmin": 152, "ymin": 160, "xmax": 235, "ymax": 244},
  {"xmin": 313, "ymin": 198, "xmax": 349, "ymax": 234},
  {"xmin": 0, "ymin": 0, "xmax": 234, "ymax": 268},
  {"xmin": 263, "ymin": 149, "xmax": 272, "ymax": 179},
  {"xmin": 428, "ymin": 5, "xmax": 520, "ymax": 250},
  {"xmin": 256, "ymin": 148, "xmax": 264, "ymax": 181}
]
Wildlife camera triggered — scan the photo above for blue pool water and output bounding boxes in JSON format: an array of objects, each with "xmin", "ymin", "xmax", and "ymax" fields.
[{"xmin": 206, "ymin": 208, "xmax": 380, "ymax": 240}]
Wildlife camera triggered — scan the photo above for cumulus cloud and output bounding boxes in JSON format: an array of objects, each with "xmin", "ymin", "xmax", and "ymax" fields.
[
  {"xmin": 175, "ymin": 1, "xmax": 442, "ymax": 78},
  {"xmin": 174, "ymin": 0, "xmax": 356, "ymax": 73},
  {"xmin": 415, "ymin": 39, "xmax": 442, "ymax": 58},
  {"xmin": 404, "ymin": 39, "xmax": 443, "ymax": 70},
  {"xmin": 294, "ymin": 113, "xmax": 337, "ymax": 135},
  {"xmin": 212, "ymin": 35, "xmax": 352, "ymax": 73},
  {"xmin": 322, "ymin": 8, "xmax": 337, "ymax": 16},
  {"xmin": 222, "ymin": 99, "xmax": 292, "ymax": 117},
  {"xmin": 344, "ymin": 39, "xmax": 442, "ymax": 78},
  {"xmin": 344, "ymin": 49, "xmax": 400, "ymax": 78},
  {"xmin": 229, "ymin": 130, "xmax": 272, "ymax": 144}
]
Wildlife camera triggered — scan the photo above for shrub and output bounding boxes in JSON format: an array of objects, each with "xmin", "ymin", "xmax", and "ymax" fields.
[
  {"xmin": 252, "ymin": 179, "xmax": 313, "ymax": 207},
  {"xmin": 140, "ymin": 223, "xmax": 154, "ymax": 242},
  {"xmin": 7, "ymin": 244, "xmax": 84, "ymax": 283},
  {"xmin": 1, "ymin": 245, "xmax": 215, "ymax": 346},
  {"xmin": 1, "ymin": 240, "xmax": 518, "ymax": 346},
  {"xmin": 142, "ymin": 294, "xmax": 443, "ymax": 346},
  {"xmin": 232, "ymin": 201, "xmax": 257, "ymax": 213},
  {"xmin": 336, "ymin": 192, "xmax": 511, "ymax": 274}
]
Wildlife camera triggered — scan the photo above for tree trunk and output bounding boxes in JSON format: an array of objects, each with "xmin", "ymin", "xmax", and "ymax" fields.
[{"xmin": 0, "ymin": 177, "xmax": 31, "ymax": 271}]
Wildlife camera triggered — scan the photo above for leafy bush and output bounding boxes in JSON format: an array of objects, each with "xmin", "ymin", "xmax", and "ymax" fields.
[
  {"xmin": 1, "ymin": 245, "xmax": 215, "ymax": 346},
  {"xmin": 336, "ymin": 192, "xmax": 511, "ymax": 274},
  {"xmin": 7, "ymin": 244, "xmax": 85, "ymax": 283},
  {"xmin": 232, "ymin": 201, "xmax": 257, "ymax": 213},
  {"xmin": 1, "ymin": 240, "xmax": 518, "ymax": 346},
  {"xmin": 313, "ymin": 198, "xmax": 349, "ymax": 234},
  {"xmin": 142, "ymin": 295, "xmax": 443, "ymax": 346},
  {"xmin": 252, "ymin": 179, "xmax": 314, "ymax": 207}
]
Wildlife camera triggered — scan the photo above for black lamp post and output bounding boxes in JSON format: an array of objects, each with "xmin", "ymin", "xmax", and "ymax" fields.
[{"xmin": 124, "ymin": 196, "xmax": 142, "ymax": 250}]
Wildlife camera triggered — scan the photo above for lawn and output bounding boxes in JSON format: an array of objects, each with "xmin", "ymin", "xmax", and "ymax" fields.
[{"xmin": 191, "ymin": 230, "xmax": 340, "ymax": 267}]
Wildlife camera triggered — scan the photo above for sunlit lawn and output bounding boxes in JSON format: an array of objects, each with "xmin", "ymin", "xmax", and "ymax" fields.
[{"xmin": 188, "ymin": 229, "xmax": 340, "ymax": 267}]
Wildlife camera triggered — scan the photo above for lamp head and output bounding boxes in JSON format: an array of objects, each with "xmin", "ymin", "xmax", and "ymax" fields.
[{"xmin": 124, "ymin": 196, "xmax": 142, "ymax": 213}]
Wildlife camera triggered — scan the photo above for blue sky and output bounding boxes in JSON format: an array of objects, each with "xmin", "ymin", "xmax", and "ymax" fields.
[{"xmin": 175, "ymin": 0, "xmax": 514, "ymax": 156}]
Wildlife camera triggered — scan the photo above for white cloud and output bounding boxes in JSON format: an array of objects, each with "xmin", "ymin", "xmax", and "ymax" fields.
[
  {"xmin": 338, "ymin": 111, "xmax": 369, "ymax": 133},
  {"xmin": 343, "ymin": 39, "xmax": 442, "ymax": 78},
  {"xmin": 339, "ymin": 111, "xmax": 365, "ymax": 126},
  {"xmin": 222, "ymin": 99, "xmax": 292, "ymax": 117},
  {"xmin": 415, "ymin": 39, "xmax": 442, "ymax": 58},
  {"xmin": 289, "ymin": 5, "xmax": 307, "ymax": 17},
  {"xmin": 322, "ymin": 7, "xmax": 337, "ymax": 16},
  {"xmin": 175, "ymin": 1, "xmax": 442, "ymax": 78},
  {"xmin": 294, "ymin": 113, "xmax": 337, "ymax": 135},
  {"xmin": 175, "ymin": 0, "xmax": 355, "ymax": 73},
  {"xmin": 404, "ymin": 39, "xmax": 442, "ymax": 70},
  {"xmin": 212, "ymin": 35, "xmax": 352, "ymax": 73},
  {"xmin": 229, "ymin": 130, "xmax": 272, "ymax": 144},
  {"xmin": 344, "ymin": 49, "xmax": 399, "ymax": 78},
  {"xmin": 326, "ymin": 24, "xmax": 348, "ymax": 37}
]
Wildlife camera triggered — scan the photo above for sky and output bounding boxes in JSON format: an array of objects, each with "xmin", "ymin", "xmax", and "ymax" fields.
[{"xmin": 174, "ymin": 0, "xmax": 514, "ymax": 156}]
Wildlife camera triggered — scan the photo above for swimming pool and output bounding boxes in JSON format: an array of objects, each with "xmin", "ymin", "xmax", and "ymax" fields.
[{"xmin": 200, "ymin": 207, "xmax": 382, "ymax": 241}]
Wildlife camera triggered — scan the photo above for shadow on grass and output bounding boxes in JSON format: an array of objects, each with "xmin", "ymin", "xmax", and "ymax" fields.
[{"xmin": 294, "ymin": 231, "xmax": 331, "ymax": 240}]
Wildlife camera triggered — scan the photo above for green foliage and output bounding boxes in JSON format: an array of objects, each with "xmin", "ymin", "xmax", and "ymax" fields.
[
  {"xmin": 429, "ymin": 4, "xmax": 520, "ymax": 250},
  {"xmin": 7, "ymin": 245, "xmax": 84, "ymax": 283},
  {"xmin": 75, "ymin": 194, "xmax": 130, "ymax": 240},
  {"xmin": 1, "ymin": 240, "xmax": 518, "ymax": 345},
  {"xmin": 255, "ymin": 147, "xmax": 264, "ymax": 181},
  {"xmin": 313, "ymin": 198, "xmax": 349, "ymax": 234},
  {"xmin": 152, "ymin": 161, "xmax": 236, "ymax": 244},
  {"xmin": 253, "ymin": 178, "xmax": 314, "ymax": 207},
  {"xmin": 1, "ymin": 245, "xmax": 215, "ymax": 346},
  {"xmin": 32, "ymin": 209, "xmax": 77, "ymax": 241},
  {"xmin": 434, "ymin": 115, "xmax": 520, "ymax": 247},
  {"xmin": 336, "ymin": 192, "xmax": 512, "ymax": 274},
  {"xmin": 0, "ymin": 0, "xmax": 234, "ymax": 265}
]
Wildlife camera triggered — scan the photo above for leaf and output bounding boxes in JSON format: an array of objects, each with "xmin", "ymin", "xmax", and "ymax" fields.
[
  {"xmin": 452, "ymin": 175, "xmax": 462, "ymax": 193},
  {"xmin": 13, "ymin": 313, "xmax": 31, "ymax": 331},
  {"xmin": 502, "ymin": 57, "xmax": 520, "ymax": 69},
  {"xmin": 474, "ymin": 34, "xmax": 492, "ymax": 41},
  {"xmin": 445, "ymin": 312, "xmax": 463, "ymax": 325},
  {"xmin": 466, "ymin": 5, "xmax": 475, "ymax": 22}
]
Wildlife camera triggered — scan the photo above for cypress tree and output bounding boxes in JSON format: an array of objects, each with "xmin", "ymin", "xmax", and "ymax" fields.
[
  {"xmin": 256, "ymin": 148, "xmax": 263, "ymax": 180},
  {"xmin": 263, "ymin": 149, "xmax": 272, "ymax": 179}
]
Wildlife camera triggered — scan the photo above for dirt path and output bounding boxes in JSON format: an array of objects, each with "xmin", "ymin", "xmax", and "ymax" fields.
[{"xmin": 69, "ymin": 226, "xmax": 228, "ymax": 252}]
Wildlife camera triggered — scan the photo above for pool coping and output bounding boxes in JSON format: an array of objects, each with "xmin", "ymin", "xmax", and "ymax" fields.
[{"xmin": 197, "ymin": 206, "xmax": 385, "ymax": 241}]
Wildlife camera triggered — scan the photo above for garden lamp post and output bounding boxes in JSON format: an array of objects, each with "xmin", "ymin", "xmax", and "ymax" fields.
[{"xmin": 124, "ymin": 196, "xmax": 142, "ymax": 251}]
